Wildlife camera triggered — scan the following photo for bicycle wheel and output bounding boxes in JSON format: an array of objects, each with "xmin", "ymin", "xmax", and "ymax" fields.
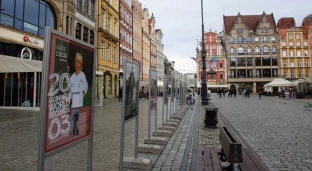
[{"xmin": 191, "ymin": 99, "xmax": 195, "ymax": 104}]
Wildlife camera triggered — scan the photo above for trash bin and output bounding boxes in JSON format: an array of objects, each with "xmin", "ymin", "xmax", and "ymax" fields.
[{"xmin": 204, "ymin": 107, "xmax": 219, "ymax": 127}]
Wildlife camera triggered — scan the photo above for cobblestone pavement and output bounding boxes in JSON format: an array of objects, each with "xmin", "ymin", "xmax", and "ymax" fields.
[
  {"xmin": 0, "ymin": 97, "xmax": 181, "ymax": 171},
  {"xmin": 211, "ymin": 94, "xmax": 312, "ymax": 171}
]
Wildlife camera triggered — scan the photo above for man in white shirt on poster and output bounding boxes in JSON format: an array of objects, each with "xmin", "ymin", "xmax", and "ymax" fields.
[{"xmin": 70, "ymin": 52, "xmax": 88, "ymax": 108}]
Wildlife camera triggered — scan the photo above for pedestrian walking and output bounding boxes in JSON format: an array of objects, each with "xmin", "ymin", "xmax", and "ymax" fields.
[
  {"xmin": 258, "ymin": 89, "xmax": 262, "ymax": 100},
  {"xmin": 233, "ymin": 89, "xmax": 237, "ymax": 98},
  {"xmin": 246, "ymin": 89, "xmax": 250, "ymax": 98},
  {"xmin": 118, "ymin": 87, "xmax": 123, "ymax": 101}
]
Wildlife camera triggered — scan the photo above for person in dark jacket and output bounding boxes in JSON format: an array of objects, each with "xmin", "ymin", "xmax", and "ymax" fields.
[{"xmin": 118, "ymin": 87, "xmax": 123, "ymax": 101}]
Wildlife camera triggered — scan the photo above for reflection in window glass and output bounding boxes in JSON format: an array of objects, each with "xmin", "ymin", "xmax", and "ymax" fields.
[
  {"xmin": 15, "ymin": 0, "xmax": 24, "ymax": 20},
  {"xmin": 0, "ymin": 14, "xmax": 14, "ymax": 27},
  {"xmin": 39, "ymin": 28, "xmax": 45, "ymax": 37},
  {"xmin": 1, "ymin": 0, "xmax": 15, "ymax": 16},
  {"xmin": 46, "ymin": 7, "xmax": 55, "ymax": 28},
  {"xmin": 39, "ymin": 4, "xmax": 46, "ymax": 28},
  {"xmin": 24, "ymin": 22, "xmax": 38, "ymax": 35},
  {"xmin": 24, "ymin": 0, "xmax": 39, "ymax": 25},
  {"xmin": 14, "ymin": 19, "xmax": 23, "ymax": 31}
]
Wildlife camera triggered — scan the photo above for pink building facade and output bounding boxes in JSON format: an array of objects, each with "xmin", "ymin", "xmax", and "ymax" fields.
[{"xmin": 196, "ymin": 31, "xmax": 227, "ymax": 93}]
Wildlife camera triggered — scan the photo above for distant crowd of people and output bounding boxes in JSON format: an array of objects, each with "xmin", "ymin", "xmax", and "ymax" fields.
[{"xmin": 217, "ymin": 88, "xmax": 263, "ymax": 100}]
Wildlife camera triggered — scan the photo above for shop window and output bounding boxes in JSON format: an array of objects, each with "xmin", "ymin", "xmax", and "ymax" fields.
[
  {"xmin": 75, "ymin": 23, "xmax": 81, "ymax": 39},
  {"xmin": 83, "ymin": 26, "xmax": 88, "ymax": 42},
  {"xmin": 90, "ymin": 30, "xmax": 94, "ymax": 45}
]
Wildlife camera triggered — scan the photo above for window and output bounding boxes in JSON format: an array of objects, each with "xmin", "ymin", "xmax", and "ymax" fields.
[
  {"xmin": 263, "ymin": 69, "xmax": 271, "ymax": 77},
  {"xmin": 256, "ymin": 69, "xmax": 261, "ymax": 78},
  {"xmin": 298, "ymin": 61, "xmax": 302, "ymax": 67},
  {"xmin": 247, "ymin": 47, "xmax": 252, "ymax": 55},
  {"xmin": 101, "ymin": 11, "xmax": 106, "ymax": 29},
  {"xmin": 262, "ymin": 57, "xmax": 271, "ymax": 66},
  {"xmin": 306, "ymin": 71, "xmax": 310, "ymax": 77},
  {"xmin": 291, "ymin": 71, "xmax": 295, "ymax": 78},
  {"xmin": 246, "ymin": 37, "xmax": 251, "ymax": 43},
  {"xmin": 206, "ymin": 46, "xmax": 208, "ymax": 49},
  {"xmin": 220, "ymin": 62, "xmax": 223, "ymax": 68},
  {"xmin": 247, "ymin": 58, "xmax": 253, "ymax": 66},
  {"xmin": 120, "ymin": 53, "xmax": 123, "ymax": 66},
  {"xmin": 230, "ymin": 58, "xmax": 236, "ymax": 67},
  {"xmin": 262, "ymin": 36, "xmax": 269, "ymax": 43},
  {"xmin": 272, "ymin": 57, "xmax": 278, "ymax": 66},
  {"xmin": 255, "ymin": 47, "xmax": 260, "ymax": 55},
  {"xmin": 284, "ymin": 72, "xmax": 288, "ymax": 77},
  {"xmin": 237, "ymin": 28, "xmax": 243, "ymax": 34},
  {"xmin": 101, "ymin": 41, "xmax": 104, "ymax": 59},
  {"xmin": 255, "ymin": 37, "xmax": 260, "ymax": 43},
  {"xmin": 289, "ymin": 34, "xmax": 293, "ymax": 39},
  {"xmin": 286, "ymin": 24, "xmax": 290, "ymax": 29},
  {"xmin": 272, "ymin": 46, "xmax": 277, "ymax": 54},
  {"xmin": 282, "ymin": 51, "xmax": 286, "ymax": 57},
  {"xmin": 247, "ymin": 69, "xmax": 253, "ymax": 78},
  {"xmin": 304, "ymin": 41, "xmax": 308, "ymax": 46},
  {"xmin": 273, "ymin": 69, "xmax": 278, "ymax": 77},
  {"xmin": 90, "ymin": 30, "xmax": 94, "ymax": 45},
  {"xmin": 213, "ymin": 46, "xmax": 216, "ymax": 49},
  {"xmin": 271, "ymin": 37, "xmax": 276, "ymax": 43},
  {"xmin": 237, "ymin": 37, "xmax": 244, "ymax": 44},
  {"xmin": 262, "ymin": 46, "xmax": 270, "ymax": 54},
  {"xmin": 282, "ymin": 42, "xmax": 286, "ymax": 47},
  {"xmin": 120, "ymin": 29, "xmax": 123, "ymax": 39},
  {"xmin": 108, "ymin": 44, "xmax": 111, "ymax": 61},
  {"xmin": 255, "ymin": 57, "xmax": 261, "ymax": 66},
  {"xmin": 84, "ymin": 0, "xmax": 89, "ymax": 13},
  {"xmin": 237, "ymin": 47, "xmax": 245, "ymax": 55},
  {"xmin": 289, "ymin": 51, "xmax": 293, "ymax": 57},
  {"xmin": 297, "ymin": 51, "xmax": 301, "ymax": 57},
  {"xmin": 213, "ymin": 52, "xmax": 216, "ymax": 56},
  {"xmin": 75, "ymin": 23, "xmax": 81, "ymax": 39},
  {"xmin": 108, "ymin": 16, "xmax": 111, "ymax": 33},
  {"xmin": 237, "ymin": 69, "xmax": 246, "ymax": 78},
  {"xmin": 114, "ymin": 19, "xmax": 117, "ymax": 36},
  {"xmin": 220, "ymin": 73, "xmax": 223, "ymax": 79},
  {"xmin": 229, "ymin": 47, "xmax": 235, "ymax": 55},
  {"xmin": 83, "ymin": 26, "xmax": 88, "ymax": 42},
  {"xmin": 290, "ymin": 61, "xmax": 294, "ymax": 67},
  {"xmin": 283, "ymin": 61, "xmax": 287, "ymax": 67},
  {"xmin": 77, "ymin": 0, "xmax": 82, "ymax": 10},
  {"xmin": 289, "ymin": 42, "xmax": 293, "ymax": 47},
  {"xmin": 262, "ymin": 27, "xmax": 269, "ymax": 33},
  {"xmin": 230, "ymin": 69, "xmax": 236, "ymax": 78},
  {"xmin": 305, "ymin": 61, "xmax": 309, "ymax": 67},
  {"xmin": 229, "ymin": 37, "xmax": 235, "ymax": 44},
  {"xmin": 296, "ymin": 34, "xmax": 300, "ymax": 39},
  {"xmin": 237, "ymin": 58, "xmax": 246, "ymax": 66},
  {"xmin": 304, "ymin": 50, "xmax": 308, "ymax": 57},
  {"xmin": 0, "ymin": 0, "xmax": 56, "ymax": 37},
  {"xmin": 296, "ymin": 42, "xmax": 300, "ymax": 47},
  {"xmin": 113, "ymin": 47, "xmax": 116, "ymax": 63},
  {"xmin": 90, "ymin": 0, "xmax": 95, "ymax": 17}
]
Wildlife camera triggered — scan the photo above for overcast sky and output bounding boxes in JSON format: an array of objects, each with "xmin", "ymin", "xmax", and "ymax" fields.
[{"xmin": 140, "ymin": 0, "xmax": 312, "ymax": 74}]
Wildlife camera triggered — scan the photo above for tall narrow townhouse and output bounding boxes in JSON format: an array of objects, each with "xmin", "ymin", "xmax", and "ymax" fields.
[
  {"xmin": 149, "ymin": 13, "xmax": 157, "ymax": 70},
  {"xmin": 0, "ymin": 0, "xmax": 96, "ymax": 107},
  {"xmin": 278, "ymin": 18, "xmax": 310, "ymax": 82},
  {"xmin": 142, "ymin": 8, "xmax": 151, "ymax": 82},
  {"xmin": 132, "ymin": 0, "xmax": 143, "ymax": 78},
  {"xmin": 301, "ymin": 14, "xmax": 312, "ymax": 78},
  {"xmin": 156, "ymin": 29, "xmax": 166, "ymax": 95},
  {"xmin": 223, "ymin": 12, "xmax": 279, "ymax": 93},
  {"xmin": 98, "ymin": 0, "xmax": 120, "ymax": 98},
  {"xmin": 119, "ymin": 0, "xmax": 133, "ymax": 89}
]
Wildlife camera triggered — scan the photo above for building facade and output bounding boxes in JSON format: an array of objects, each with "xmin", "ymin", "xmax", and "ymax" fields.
[
  {"xmin": 278, "ymin": 18, "xmax": 310, "ymax": 82},
  {"xmin": 156, "ymin": 29, "xmax": 166, "ymax": 94},
  {"xmin": 98, "ymin": 0, "xmax": 120, "ymax": 98},
  {"xmin": 0, "ymin": 0, "xmax": 96, "ymax": 107},
  {"xmin": 302, "ymin": 14, "xmax": 312, "ymax": 78},
  {"xmin": 196, "ymin": 31, "xmax": 227, "ymax": 93},
  {"xmin": 223, "ymin": 12, "xmax": 279, "ymax": 93},
  {"xmin": 119, "ymin": 0, "xmax": 133, "ymax": 88},
  {"xmin": 142, "ymin": 8, "xmax": 151, "ymax": 81},
  {"xmin": 149, "ymin": 13, "xmax": 157, "ymax": 70},
  {"xmin": 132, "ymin": 0, "xmax": 143, "ymax": 77}
]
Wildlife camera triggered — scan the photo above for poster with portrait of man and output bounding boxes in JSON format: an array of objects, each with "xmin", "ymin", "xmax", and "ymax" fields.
[
  {"xmin": 123, "ymin": 60, "xmax": 140, "ymax": 121},
  {"xmin": 149, "ymin": 69, "xmax": 157, "ymax": 111},
  {"xmin": 164, "ymin": 75, "xmax": 169, "ymax": 105}
]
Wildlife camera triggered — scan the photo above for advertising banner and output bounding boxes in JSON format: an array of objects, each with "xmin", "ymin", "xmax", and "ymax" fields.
[
  {"xmin": 124, "ymin": 61, "xmax": 140, "ymax": 121},
  {"xmin": 150, "ymin": 70, "xmax": 157, "ymax": 111},
  {"xmin": 164, "ymin": 75, "xmax": 169, "ymax": 105},
  {"xmin": 45, "ymin": 33, "xmax": 94, "ymax": 153}
]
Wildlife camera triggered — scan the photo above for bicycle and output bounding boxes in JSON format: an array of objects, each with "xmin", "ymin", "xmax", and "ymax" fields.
[{"xmin": 187, "ymin": 93, "xmax": 195, "ymax": 105}]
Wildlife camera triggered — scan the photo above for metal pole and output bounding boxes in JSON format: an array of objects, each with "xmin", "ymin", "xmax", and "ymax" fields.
[
  {"xmin": 33, "ymin": 72, "xmax": 37, "ymax": 107},
  {"xmin": 119, "ymin": 59, "xmax": 126, "ymax": 171},
  {"xmin": 148, "ymin": 69, "xmax": 151, "ymax": 144},
  {"xmin": 135, "ymin": 64, "xmax": 140, "ymax": 159},
  {"xmin": 162, "ymin": 74, "xmax": 165, "ymax": 129},
  {"xmin": 201, "ymin": 0, "xmax": 208, "ymax": 105},
  {"xmin": 155, "ymin": 93, "xmax": 157, "ymax": 136}
]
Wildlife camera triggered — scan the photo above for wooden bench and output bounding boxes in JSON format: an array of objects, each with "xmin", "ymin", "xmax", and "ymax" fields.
[
  {"xmin": 219, "ymin": 127, "xmax": 268, "ymax": 171},
  {"xmin": 196, "ymin": 146, "xmax": 222, "ymax": 171}
]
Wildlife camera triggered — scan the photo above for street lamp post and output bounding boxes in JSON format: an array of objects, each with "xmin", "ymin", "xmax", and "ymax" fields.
[{"xmin": 200, "ymin": 0, "xmax": 208, "ymax": 105}]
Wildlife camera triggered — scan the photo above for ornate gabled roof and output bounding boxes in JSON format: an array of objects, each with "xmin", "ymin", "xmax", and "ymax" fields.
[{"xmin": 304, "ymin": 14, "xmax": 312, "ymax": 20}]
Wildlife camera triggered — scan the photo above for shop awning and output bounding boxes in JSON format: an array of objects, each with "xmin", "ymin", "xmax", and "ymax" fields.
[{"xmin": 0, "ymin": 55, "xmax": 42, "ymax": 73}]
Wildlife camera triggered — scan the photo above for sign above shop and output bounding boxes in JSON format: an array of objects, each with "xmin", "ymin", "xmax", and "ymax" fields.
[
  {"xmin": 23, "ymin": 36, "xmax": 39, "ymax": 44},
  {"xmin": 21, "ymin": 47, "xmax": 32, "ymax": 60}
]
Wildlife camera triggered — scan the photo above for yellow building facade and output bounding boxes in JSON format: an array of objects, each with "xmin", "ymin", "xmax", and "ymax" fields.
[
  {"xmin": 142, "ymin": 8, "xmax": 151, "ymax": 81},
  {"xmin": 97, "ymin": 0, "xmax": 120, "ymax": 98},
  {"xmin": 280, "ymin": 28, "xmax": 310, "ymax": 80}
]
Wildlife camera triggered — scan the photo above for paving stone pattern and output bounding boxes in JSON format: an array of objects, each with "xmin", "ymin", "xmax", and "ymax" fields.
[
  {"xmin": 211, "ymin": 94, "xmax": 312, "ymax": 171},
  {"xmin": 0, "ymin": 98, "xmax": 181, "ymax": 171}
]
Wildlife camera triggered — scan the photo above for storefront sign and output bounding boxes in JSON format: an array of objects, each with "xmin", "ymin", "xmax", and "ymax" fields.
[
  {"xmin": 23, "ymin": 35, "xmax": 39, "ymax": 44},
  {"xmin": 75, "ymin": 12, "xmax": 95, "ymax": 27},
  {"xmin": 21, "ymin": 47, "xmax": 32, "ymax": 60},
  {"xmin": 40, "ymin": 29, "xmax": 95, "ymax": 154}
]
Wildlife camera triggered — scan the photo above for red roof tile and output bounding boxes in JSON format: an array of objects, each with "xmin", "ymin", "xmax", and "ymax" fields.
[{"xmin": 223, "ymin": 13, "xmax": 276, "ymax": 34}]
